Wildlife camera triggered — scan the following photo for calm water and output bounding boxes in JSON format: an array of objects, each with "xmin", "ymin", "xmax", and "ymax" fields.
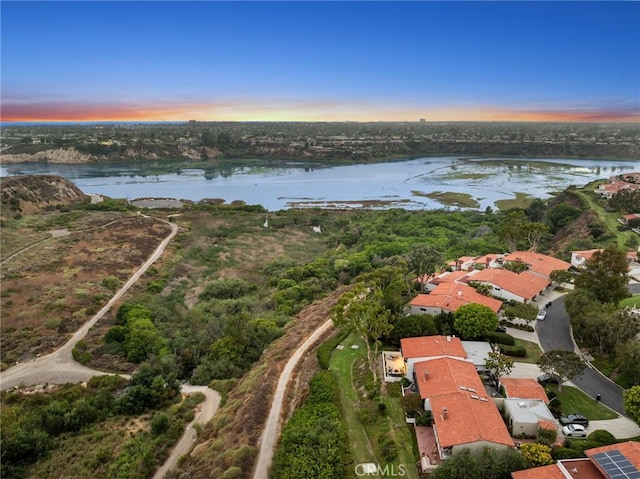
[{"xmin": 2, "ymin": 157, "xmax": 639, "ymax": 211}]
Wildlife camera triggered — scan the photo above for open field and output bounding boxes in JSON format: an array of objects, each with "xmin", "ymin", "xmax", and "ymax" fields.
[{"xmin": 0, "ymin": 212, "xmax": 172, "ymax": 367}]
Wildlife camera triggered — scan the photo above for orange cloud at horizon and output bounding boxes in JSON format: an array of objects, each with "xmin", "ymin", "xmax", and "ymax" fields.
[{"xmin": 2, "ymin": 99, "xmax": 639, "ymax": 123}]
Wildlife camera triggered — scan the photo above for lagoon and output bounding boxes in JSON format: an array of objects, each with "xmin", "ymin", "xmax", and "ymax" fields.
[{"xmin": 2, "ymin": 157, "xmax": 639, "ymax": 211}]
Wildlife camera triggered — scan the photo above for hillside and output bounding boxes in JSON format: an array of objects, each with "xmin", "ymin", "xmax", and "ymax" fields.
[{"xmin": 0, "ymin": 175, "xmax": 88, "ymax": 217}]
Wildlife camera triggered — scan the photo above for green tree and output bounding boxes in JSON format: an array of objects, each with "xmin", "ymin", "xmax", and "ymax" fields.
[
  {"xmin": 546, "ymin": 203, "xmax": 582, "ymax": 233},
  {"xmin": 333, "ymin": 283, "xmax": 392, "ymax": 383},
  {"xmin": 524, "ymin": 222, "xmax": 549, "ymax": 252},
  {"xmin": 609, "ymin": 189, "xmax": 640, "ymax": 214},
  {"xmin": 497, "ymin": 210, "xmax": 528, "ymax": 252},
  {"xmin": 406, "ymin": 243, "xmax": 444, "ymax": 278},
  {"xmin": 431, "ymin": 447, "xmax": 528, "ymax": 479},
  {"xmin": 574, "ymin": 245, "xmax": 630, "ymax": 304},
  {"xmin": 616, "ymin": 339, "xmax": 640, "ymax": 385},
  {"xmin": 537, "ymin": 350, "xmax": 586, "ymax": 393},
  {"xmin": 484, "ymin": 351, "xmax": 514, "ymax": 383},
  {"xmin": 623, "ymin": 386, "xmax": 640, "ymax": 426},
  {"xmin": 453, "ymin": 303, "xmax": 499, "ymax": 340},
  {"xmin": 550, "ymin": 269, "xmax": 574, "ymax": 285}
]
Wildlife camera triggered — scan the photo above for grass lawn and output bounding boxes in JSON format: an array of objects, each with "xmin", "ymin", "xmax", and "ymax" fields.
[
  {"xmin": 574, "ymin": 189, "xmax": 635, "ymax": 250},
  {"xmin": 329, "ymin": 334, "xmax": 377, "ymax": 465},
  {"xmin": 619, "ymin": 295, "xmax": 640, "ymax": 309},
  {"xmin": 546, "ymin": 385, "xmax": 618, "ymax": 420},
  {"xmin": 513, "ymin": 337, "xmax": 543, "ymax": 364},
  {"xmin": 329, "ymin": 334, "xmax": 419, "ymax": 479}
]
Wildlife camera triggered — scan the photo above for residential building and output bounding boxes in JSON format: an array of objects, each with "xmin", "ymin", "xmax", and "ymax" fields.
[
  {"xmin": 511, "ymin": 441, "xmax": 640, "ymax": 479},
  {"xmin": 502, "ymin": 399, "xmax": 557, "ymax": 437},
  {"xmin": 503, "ymin": 251, "xmax": 571, "ymax": 279},
  {"xmin": 400, "ymin": 335, "xmax": 466, "ymax": 380},
  {"xmin": 408, "ymin": 282, "xmax": 503, "ymax": 315},
  {"xmin": 500, "ymin": 377, "xmax": 549, "ymax": 404},
  {"xmin": 463, "ymin": 268, "xmax": 550, "ymax": 303}
]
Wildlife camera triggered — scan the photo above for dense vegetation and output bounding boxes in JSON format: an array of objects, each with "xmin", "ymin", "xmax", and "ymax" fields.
[
  {"xmin": 271, "ymin": 371, "xmax": 351, "ymax": 479},
  {"xmin": 1, "ymin": 360, "xmax": 200, "ymax": 479},
  {"xmin": 4, "ymin": 175, "xmax": 639, "ymax": 477},
  {"xmin": 3, "ymin": 122, "xmax": 639, "ymax": 162}
]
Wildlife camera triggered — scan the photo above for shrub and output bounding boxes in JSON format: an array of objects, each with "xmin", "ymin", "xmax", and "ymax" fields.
[
  {"xmin": 587, "ymin": 430, "xmax": 616, "ymax": 445},
  {"xmin": 537, "ymin": 427, "xmax": 557, "ymax": 447},
  {"xmin": 552, "ymin": 447, "xmax": 585, "ymax": 460},
  {"xmin": 499, "ymin": 345, "xmax": 527, "ymax": 357},
  {"xmin": 485, "ymin": 331, "xmax": 516, "ymax": 345}
]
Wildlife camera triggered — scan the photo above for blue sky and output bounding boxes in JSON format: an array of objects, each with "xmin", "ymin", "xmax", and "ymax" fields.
[{"xmin": 1, "ymin": 1, "xmax": 639, "ymax": 121}]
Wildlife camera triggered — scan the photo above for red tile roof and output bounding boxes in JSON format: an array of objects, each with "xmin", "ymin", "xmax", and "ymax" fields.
[
  {"xmin": 586, "ymin": 441, "xmax": 640, "ymax": 472},
  {"xmin": 511, "ymin": 441, "xmax": 640, "ymax": 479},
  {"xmin": 503, "ymin": 251, "xmax": 571, "ymax": 278},
  {"xmin": 500, "ymin": 378, "xmax": 549, "ymax": 403},
  {"xmin": 511, "ymin": 464, "xmax": 565, "ymax": 479},
  {"xmin": 511, "ymin": 459, "xmax": 601, "ymax": 479},
  {"xmin": 401, "ymin": 335, "xmax": 466, "ymax": 360},
  {"xmin": 414, "ymin": 357, "xmax": 483, "ymax": 399},
  {"xmin": 429, "ymin": 270, "xmax": 471, "ymax": 284},
  {"xmin": 409, "ymin": 283, "xmax": 503, "ymax": 313},
  {"xmin": 465, "ymin": 268, "xmax": 549, "ymax": 301},
  {"xmin": 431, "ymin": 392, "xmax": 514, "ymax": 449}
]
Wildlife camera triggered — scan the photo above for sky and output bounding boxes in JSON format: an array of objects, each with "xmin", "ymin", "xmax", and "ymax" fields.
[{"xmin": 1, "ymin": 1, "xmax": 639, "ymax": 123}]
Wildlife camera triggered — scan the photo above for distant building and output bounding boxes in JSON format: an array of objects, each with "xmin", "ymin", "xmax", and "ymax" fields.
[{"xmin": 420, "ymin": 118, "xmax": 426, "ymax": 123}]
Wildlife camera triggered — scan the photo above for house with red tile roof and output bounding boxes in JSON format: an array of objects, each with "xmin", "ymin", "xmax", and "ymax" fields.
[
  {"xmin": 421, "ymin": 270, "xmax": 472, "ymax": 292},
  {"xmin": 414, "ymin": 356, "xmax": 484, "ymax": 402},
  {"xmin": 512, "ymin": 441, "xmax": 640, "ymax": 479},
  {"xmin": 400, "ymin": 335, "xmax": 467, "ymax": 380},
  {"xmin": 463, "ymin": 268, "xmax": 550, "ymax": 303},
  {"xmin": 408, "ymin": 282, "xmax": 503, "ymax": 315},
  {"xmin": 430, "ymin": 392, "xmax": 514, "ymax": 457},
  {"xmin": 500, "ymin": 378, "xmax": 549, "ymax": 404},
  {"xmin": 503, "ymin": 251, "xmax": 571, "ymax": 279},
  {"xmin": 596, "ymin": 180, "xmax": 640, "ymax": 199}
]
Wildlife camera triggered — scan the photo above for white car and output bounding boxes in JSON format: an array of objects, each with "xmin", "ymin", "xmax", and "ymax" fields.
[
  {"xmin": 562, "ymin": 424, "xmax": 587, "ymax": 437},
  {"xmin": 536, "ymin": 310, "xmax": 547, "ymax": 321}
]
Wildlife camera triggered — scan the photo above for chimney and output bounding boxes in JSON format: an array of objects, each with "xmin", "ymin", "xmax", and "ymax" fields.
[
  {"xmin": 423, "ymin": 370, "xmax": 429, "ymax": 380},
  {"xmin": 442, "ymin": 407, "xmax": 448, "ymax": 419},
  {"xmin": 458, "ymin": 290, "xmax": 462, "ymax": 297},
  {"xmin": 446, "ymin": 335, "xmax": 451, "ymax": 342}
]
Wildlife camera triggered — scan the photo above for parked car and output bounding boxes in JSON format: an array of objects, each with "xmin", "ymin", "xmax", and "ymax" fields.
[
  {"xmin": 536, "ymin": 310, "xmax": 547, "ymax": 320},
  {"xmin": 537, "ymin": 374, "xmax": 561, "ymax": 384},
  {"xmin": 560, "ymin": 414, "xmax": 589, "ymax": 426},
  {"xmin": 495, "ymin": 325, "xmax": 507, "ymax": 333},
  {"xmin": 562, "ymin": 424, "xmax": 587, "ymax": 437}
]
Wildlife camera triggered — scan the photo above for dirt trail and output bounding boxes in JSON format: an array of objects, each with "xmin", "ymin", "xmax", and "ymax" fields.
[
  {"xmin": 0, "ymin": 218, "xmax": 178, "ymax": 390},
  {"xmin": 252, "ymin": 319, "xmax": 334, "ymax": 479},
  {"xmin": 0, "ymin": 216, "xmax": 222, "ymax": 479}
]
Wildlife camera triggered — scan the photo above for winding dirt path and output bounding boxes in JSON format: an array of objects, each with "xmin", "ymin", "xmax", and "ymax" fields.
[
  {"xmin": 0, "ymin": 216, "xmax": 221, "ymax": 479},
  {"xmin": 252, "ymin": 319, "xmax": 334, "ymax": 479}
]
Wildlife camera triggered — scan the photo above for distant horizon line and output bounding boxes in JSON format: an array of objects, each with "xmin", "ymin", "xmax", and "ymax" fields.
[{"xmin": 3, "ymin": 119, "xmax": 639, "ymax": 126}]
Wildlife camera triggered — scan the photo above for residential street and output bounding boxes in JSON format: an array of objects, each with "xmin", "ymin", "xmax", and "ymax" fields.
[{"xmin": 534, "ymin": 284, "xmax": 640, "ymax": 416}]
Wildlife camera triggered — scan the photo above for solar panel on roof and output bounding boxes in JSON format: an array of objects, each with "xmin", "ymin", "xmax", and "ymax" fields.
[{"xmin": 592, "ymin": 449, "xmax": 640, "ymax": 479}]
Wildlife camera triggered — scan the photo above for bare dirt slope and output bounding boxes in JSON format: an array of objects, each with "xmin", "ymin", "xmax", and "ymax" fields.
[{"xmin": 0, "ymin": 175, "xmax": 87, "ymax": 217}]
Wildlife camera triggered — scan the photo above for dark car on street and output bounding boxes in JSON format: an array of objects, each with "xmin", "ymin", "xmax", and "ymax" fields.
[{"xmin": 560, "ymin": 414, "xmax": 589, "ymax": 427}]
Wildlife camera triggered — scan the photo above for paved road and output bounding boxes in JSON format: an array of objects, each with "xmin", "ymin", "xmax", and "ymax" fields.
[
  {"xmin": 535, "ymin": 284, "xmax": 640, "ymax": 416},
  {"xmin": 252, "ymin": 319, "xmax": 334, "ymax": 479}
]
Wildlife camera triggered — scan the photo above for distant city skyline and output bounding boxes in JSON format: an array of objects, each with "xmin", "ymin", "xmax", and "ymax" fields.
[{"xmin": 1, "ymin": 1, "xmax": 639, "ymax": 123}]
